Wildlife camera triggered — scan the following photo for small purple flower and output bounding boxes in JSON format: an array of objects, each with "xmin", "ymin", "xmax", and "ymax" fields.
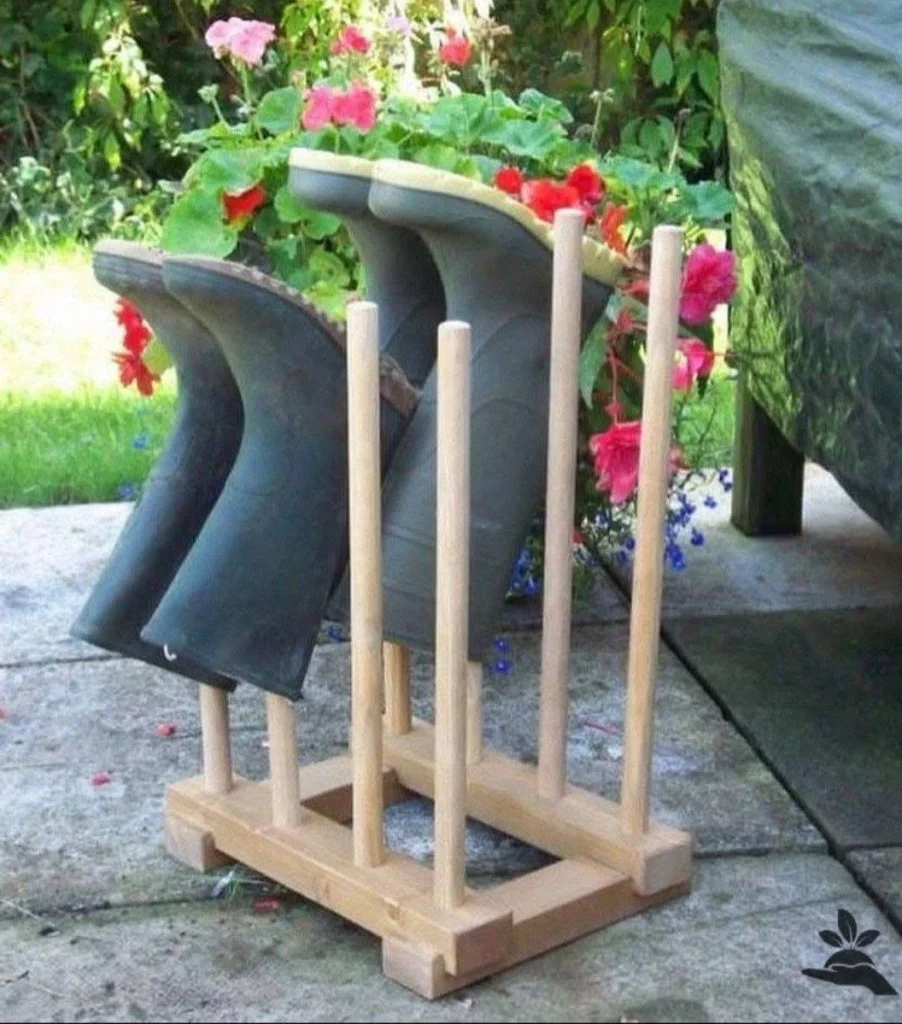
[
  {"xmin": 387, "ymin": 15, "xmax": 412, "ymax": 36},
  {"xmin": 493, "ymin": 658, "xmax": 512, "ymax": 675},
  {"xmin": 704, "ymin": 495, "xmax": 717, "ymax": 509},
  {"xmin": 690, "ymin": 528, "xmax": 705, "ymax": 547},
  {"xmin": 665, "ymin": 541, "xmax": 686, "ymax": 571}
]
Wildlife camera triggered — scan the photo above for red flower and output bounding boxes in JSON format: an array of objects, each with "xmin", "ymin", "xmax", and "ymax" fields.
[
  {"xmin": 599, "ymin": 204, "xmax": 629, "ymax": 255},
  {"xmin": 679, "ymin": 244, "xmax": 737, "ymax": 324},
  {"xmin": 114, "ymin": 350, "xmax": 160, "ymax": 397},
  {"xmin": 673, "ymin": 337, "xmax": 715, "ymax": 391},
  {"xmin": 115, "ymin": 298, "xmax": 152, "ymax": 355},
  {"xmin": 494, "ymin": 166, "xmax": 524, "ymax": 196},
  {"xmin": 521, "ymin": 178, "xmax": 581, "ymax": 223},
  {"xmin": 438, "ymin": 29, "xmax": 472, "ymax": 67},
  {"xmin": 330, "ymin": 82, "xmax": 377, "ymax": 132},
  {"xmin": 331, "ymin": 25, "xmax": 371, "ymax": 56},
  {"xmin": 223, "ymin": 184, "xmax": 267, "ymax": 224},
  {"xmin": 566, "ymin": 163, "xmax": 604, "ymax": 205},
  {"xmin": 253, "ymin": 896, "xmax": 282, "ymax": 913},
  {"xmin": 589, "ymin": 421, "xmax": 643, "ymax": 504},
  {"xmin": 156, "ymin": 722, "xmax": 177, "ymax": 738},
  {"xmin": 91, "ymin": 772, "xmax": 112, "ymax": 787}
]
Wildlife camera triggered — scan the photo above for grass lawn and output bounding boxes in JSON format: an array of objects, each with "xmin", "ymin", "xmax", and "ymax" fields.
[
  {"xmin": 0, "ymin": 236, "xmax": 736, "ymax": 510},
  {"xmin": 0, "ymin": 238, "xmax": 176, "ymax": 508}
]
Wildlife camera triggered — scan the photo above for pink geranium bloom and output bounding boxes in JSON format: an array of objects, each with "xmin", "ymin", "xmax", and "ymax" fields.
[
  {"xmin": 332, "ymin": 25, "xmax": 371, "ymax": 55},
  {"xmin": 673, "ymin": 338, "xmax": 715, "ymax": 391},
  {"xmin": 589, "ymin": 421, "xmax": 642, "ymax": 504},
  {"xmin": 331, "ymin": 83, "xmax": 377, "ymax": 132},
  {"xmin": 679, "ymin": 244, "xmax": 737, "ymax": 324},
  {"xmin": 205, "ymin": 18, "xmax": 275, "ymax": 66},
  {"xmin": 302, "ymin": 84, "xmax": 336, "ymax": 130},
  {"xmin": 438, "ymin": 28, "xmax": 472, "ymax": 67}
]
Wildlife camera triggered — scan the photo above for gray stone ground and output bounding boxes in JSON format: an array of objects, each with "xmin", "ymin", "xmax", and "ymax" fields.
[{"xmin": 2, "ymin": 467, "xmax": 900, "ymax": 1021}]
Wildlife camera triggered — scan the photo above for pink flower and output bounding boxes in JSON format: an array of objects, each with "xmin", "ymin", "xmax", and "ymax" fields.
[
  {"xmin": 156, "ymin": 722, "xmax": 177, "ymax": 738},
  {"xmin": 387, "ymin": 15, "xmax": 412, "ymax": 36},
  {"xmin": 679, "ymin": 244, "xmax": 737, "ymax": 324},
  {"xmin": 331, "ymin": 83, "xmax": 377, "ymax": 132},
  {"xmin": 302, "ymin": 84, "xmax": 336, "ymax": 130},
  {"xmin": 331, "ymin": 25, "xmax": 371, "ymax": 56},
  {"xmin": 91, "ymin": 772, "xmax": 112, "ymax": 787},
  {"xmin": 205, "ymin": 18, "xmax": 275, "ymax": 67},
  {"xmin": 673, "ymin": 338, "xmax": 715, "ymax": 391},
  {"xmin": 589, "ymin": 421, "xmax": 642, "ymax": 504},
  {"xmin": 438, "ymin": 29, "xmax": 472, "ymax": 67}
]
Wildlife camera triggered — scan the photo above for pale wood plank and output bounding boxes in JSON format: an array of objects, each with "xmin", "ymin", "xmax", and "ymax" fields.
[{"xmin": 384, "ymin": 643, "xmax": 412, "ymax": 735}]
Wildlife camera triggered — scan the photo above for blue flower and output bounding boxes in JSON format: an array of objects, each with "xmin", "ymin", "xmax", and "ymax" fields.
[
  {"xmin": 623, "ymin": 535, "xmax": 635, "ymax": 551},
  {"xmin": 493, "ymin": 637, "xmax": 511, "ymax": 653},
  {"xmin": 116, "ymin": 482, "xmax": 139, "ymax": 501},
  {"xmin": 690, "ymin": 528, "xmax": 705, "ymax": 547},
  {"xmin": 718, "ymin": 468, "xmax": 733, "ymax": 492},
  {"xmin": 703, "ymin": 495, "xmax": 717, "ymax": 509},
  {"xmin": 326, "ymin": 624, "xmax": 345, "ymax": 643},
  {"xmin": 665, "ymin": 541, "xmax": 686, "ymax": 571},
  {"xmin": 493, "ymin": 658, "xmax": 512, "ymax": 675}
]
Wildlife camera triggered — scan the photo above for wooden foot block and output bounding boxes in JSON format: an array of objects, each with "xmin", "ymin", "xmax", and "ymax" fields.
[
  {"xmin": 384, "ymin": 720, "xmax": 692, "ymax": 895},
  {"xmin": 383, "ymin": 859, "xmax": 690, "ymax": 998},
  {"xmin": 164, "ymin": 808, "xmax": 232, "ymax": 872}
]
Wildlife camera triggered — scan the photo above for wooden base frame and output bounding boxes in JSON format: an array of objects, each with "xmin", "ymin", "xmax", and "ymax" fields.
[{"xmin": 165, "ymin": 727, "xmax": 691, "ymax": 999}]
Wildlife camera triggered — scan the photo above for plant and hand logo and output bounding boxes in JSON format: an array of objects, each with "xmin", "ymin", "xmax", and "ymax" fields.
[{"xmin": 803, "ymin": 909, "xmax": 897, "ymax": 995}]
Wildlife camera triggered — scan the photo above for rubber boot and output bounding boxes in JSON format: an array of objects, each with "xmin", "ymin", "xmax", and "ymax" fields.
[
  {"xmin": 141, "ymin": 258, "xmax": 419, "ymax": 699},
  {"xmin": 356, "ymin": 160, "xmax": 623, "ymax": 659},
  {"xmin": 71, "ymin": 241, "xmax": 243, "ymax": 688},
  {"xmin": 288, "ymin": 150, "xmax": 444, "ymax": 388}
]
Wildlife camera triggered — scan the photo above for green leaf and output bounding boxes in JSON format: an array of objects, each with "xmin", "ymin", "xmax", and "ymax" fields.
[
  {"xmin": 184, "ymin": 148, "xmax": 266, "ymax": 194},
  {"xmin": 301, "ymin": 208, "xmax": 342, "ymax": 241},
  {"xmin": 650, "ymin": 41, "xmax": 674, "ymax": 87},
  {"xmin": 696, "ymin": 51, "xmax": 720, "ymax": 102},
  {"xmin": 102, "ymin": 133, "xmax": 121, "ymax": 170},
  {"xmin": 579, "ymin": 319, "xmax": 609, "ymax": 408},
  {"xmin": 685, "ymin": 181, "xmax": 735, "ymax": 223},
  {"xmin": 256, "ymin": 87, "xmax": 303, "ymax": 136},
  {"xmin": 518, "ymin": 88, "xmax": 574, "ymax": 126},
  {"xmin": 273, "ymin": 184, "xmax": 307, "ymax": 224},
  {"xmin": 161, "ymin": 189, "xmax": 238, "ymax": 257},
  {"xmin": 307, "ymin": 247, "xmax": 350, "ymax": 288},
  {"xmin": 142, "ymin": 336, "xmax": 172, "ymax": 375},
  {"xmin": 480, "ymin": 119, "xmax": 564, "ymax": 161},
  {"xmin": 413, "ymin": 143, "xmax": 463, "ymax": 172}
]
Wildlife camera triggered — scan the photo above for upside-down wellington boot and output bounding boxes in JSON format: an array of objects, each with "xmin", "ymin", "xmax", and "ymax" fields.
[
  {"xmin": 140, "ymin": 258, "xmax": 419, "ymax": 699},
  {"xmin": 358, "ymin": 159, "xmax": 623, "ymax": 659},
  {"xmin": 71, "ymin": 241, "xmax": 243, "ymax": 688},
  {"xmin": 287, "ymin": 150, "xmax": 444, "ymax": 389}
]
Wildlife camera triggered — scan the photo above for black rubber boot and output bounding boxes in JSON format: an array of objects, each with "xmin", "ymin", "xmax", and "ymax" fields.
[
  {"xmin": 71, "ymin": 241, "xmax": 243, "ymax": 688},
  {"xmin": 141, "ymin": 258, "xmax": 419, "ymax": 699},
  {"xmin": 288, "ymin": 150, "xmax": 444, "ymax": 389},
  {"xmin": 355, "ymin": 160, "xmax": 622, "ymax": 659}
]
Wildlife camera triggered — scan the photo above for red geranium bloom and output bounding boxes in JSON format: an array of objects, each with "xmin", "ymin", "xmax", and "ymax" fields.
[
  {"xmin": 566, "ymin": 163, "xmax": 604, "ymax": 205},
  {"xmin": 673, "ymin": 337, "xmax": 715, "ymax": 391},
  {"xmin": 494, "ymin": 166, "xmax": 524, "ymax": 196},
  {"xmin": 679, "ymin": 243, "xmax": 737, "ymax": 324},
  {"xmin": 223, "ymin": 183, "xmax": 267, "ymax": 224},
  {"xmin": 521, "ymin": 178, "xmax": 581, "ymax": 223},
  {"xmin": 331, "ymin": 25, "xmax": 371, "ymax": 56},
  {"xmin": 599, "ymin": 203, "xmax": 629, "ymax": 255},
  {"xmin": 589, "ymin": 420, "xmax": 643, "ymax": 504},
  {"xmin": 438, "ymin": 28, "xmax": 472, "ymax": 67},
  {"xmin": 115, "ymin": 298, "xmax": 152, "ymax": 355},
  {"xmin": 114, "ymin": 350, "xmax": 160, "ymax": 396}
]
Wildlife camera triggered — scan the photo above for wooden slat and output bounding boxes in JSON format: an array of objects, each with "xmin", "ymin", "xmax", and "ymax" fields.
[
  {"xmin": 383, "ymin": 720, "xmax": 691, "ymax": 895},
  {"xmin": 384, "ymin": 643, "xmax": 412, "ymax": 735},
  {"xmin": 265, "ymin": 694, "xmax": 302, "ymax": 829},
  {"xmin": 164, "ymin": 776, "xmax": 512, "ymax": 976},
  {"xmin": 383, "ymin": 859, "xmax": 691, "ymax": 998}
]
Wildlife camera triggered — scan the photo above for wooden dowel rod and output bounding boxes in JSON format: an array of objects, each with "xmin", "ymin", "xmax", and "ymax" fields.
[
  {"xmin": 199, "ymin": 683, "xmax": 232, "ymax": 795},
  {"xmin": 538, "ymin": 209, "xmax": 585, "ymax": 800},
  {"xmin": 383, "ymin": 642, "xmax": 412, "ymax": 736},
  {"xmin": 466, "ymin": 661, "xmax": 483, "ymax": 765},
  {"xmin": 265, "ymin": 693, "xmax": 301, "ymax": 828},
  {"xmin": 620, "ymin": 225, "xmax": 684, "ymax": 837},
  {"xmin": 347, "ymin": 300, "xmax": 385, "ymax": 869},
  {"xmin": 433, "ymin": 320, "xmax": 471, "ymax": 911}
]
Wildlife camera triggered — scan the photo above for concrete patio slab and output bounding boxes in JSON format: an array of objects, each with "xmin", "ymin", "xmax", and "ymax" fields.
[
  {"xmin": 663, "ymin": 608, "xmax": 902, "ymax": 851},
  {"xmin": 2, "ymin": 624, "xmax": 821, "ymax": 917},
  {"xmin": 849, "ymin": 849, "xmax": 902, "ymax": 927},
  {"xmin": 611, "ymin": 465, "xmax": 902, "ymax": 617},
  {"xmin": 1, "ymin": 854, "xmax": 898, "ymax": 1023},
  {"xmin": 0, "ymin": 503, "xmax": 129, "ymax": 667}
]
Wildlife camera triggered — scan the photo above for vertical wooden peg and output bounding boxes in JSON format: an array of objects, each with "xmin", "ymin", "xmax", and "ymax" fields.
[
  {"xmin": 199, "ymin": 683, "xmax": 232, "ymax": 795},
  {"xmin": 347, "ymin": 300, "xmax": 385, "ymax": 868},
  {"xmin": 620, "ymin": 225, "xmax": 683, "ymax": 837},
  {"xmin": 466, "ymin": 661, "xmax": 483, "ymax": 766},
  {"xmin": 538, "ymin": 209, "xmax": 584, "ymax": 801},
  {"xmin": 433, "ymin": 320, "xmax": 471, "ymax": 911},
  {"xmin": 266, "ymin": 693, "xmax": 301, "ymax": 828},
  {"xmin": 384, "ymin": 642, "xmax": 412, "ymax": 736}
]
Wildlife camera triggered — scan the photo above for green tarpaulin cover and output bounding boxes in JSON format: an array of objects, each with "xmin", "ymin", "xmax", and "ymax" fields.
[{"xmin": 718, "ymin": 0, "xmax": 902, "ymax": 539}]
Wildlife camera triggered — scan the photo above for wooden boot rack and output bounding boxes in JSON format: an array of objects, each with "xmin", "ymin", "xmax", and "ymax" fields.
[{"xmin": 164, "ymin": 218, "xmax": 693, "ymax": 999}]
